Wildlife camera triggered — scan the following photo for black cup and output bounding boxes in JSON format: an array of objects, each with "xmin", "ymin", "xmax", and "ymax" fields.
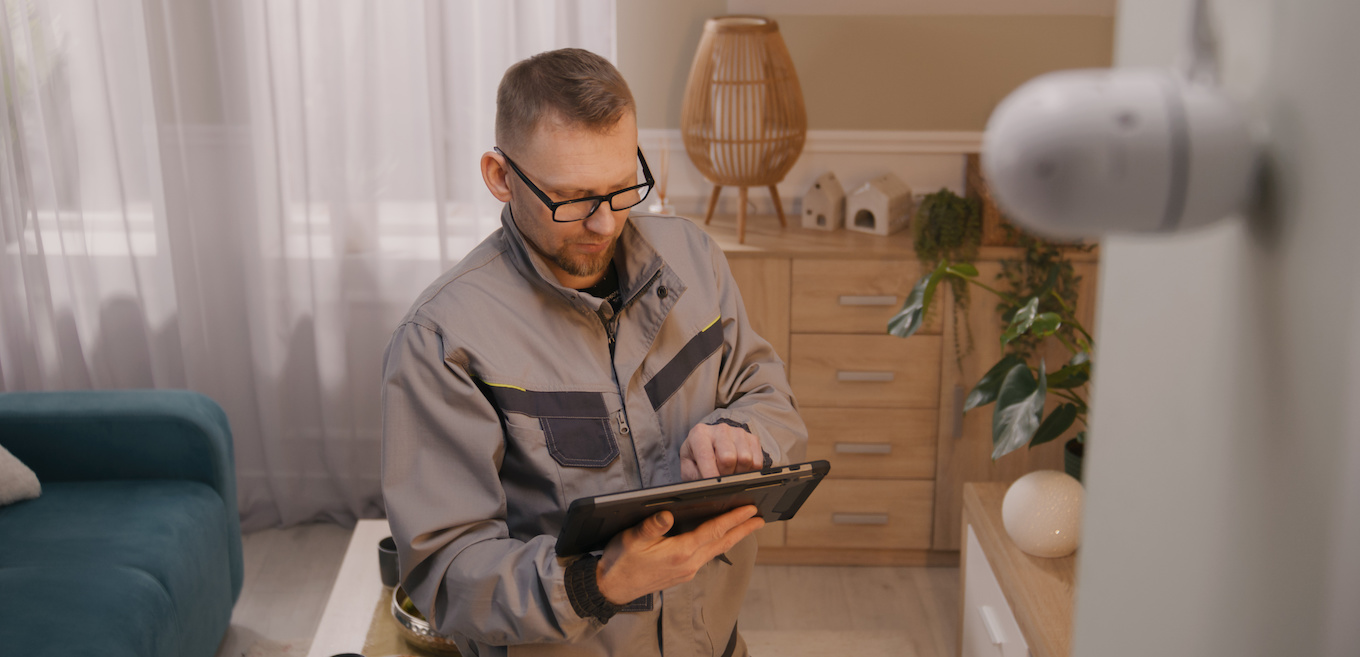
[{"xmin": 378, "ymin": 536, "xmax": 400, "ymax": 588}]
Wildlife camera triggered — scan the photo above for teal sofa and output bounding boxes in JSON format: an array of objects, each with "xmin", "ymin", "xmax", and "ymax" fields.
[{"xmin": 0, "ymin": 390, "xmax": 244, "ymax": 657}]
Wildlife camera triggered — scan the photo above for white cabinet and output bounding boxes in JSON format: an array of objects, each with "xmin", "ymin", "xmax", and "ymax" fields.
[
  {"xmin": 960, "ymin": 482, "xmax": 1075, "ymax": 657},
  {"xmin": 962, "ymin": 525, "xmax": 1031, "ymax": 657}
]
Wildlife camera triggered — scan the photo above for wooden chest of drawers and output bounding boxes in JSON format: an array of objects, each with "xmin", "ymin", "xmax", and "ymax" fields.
[
  {"xmin": 705, "ymin": 214, "xmax": 1097, "ymax": 563},
  {"xmin": 784, "ymin": 259, "xmax": 941, "ymax": 554}
]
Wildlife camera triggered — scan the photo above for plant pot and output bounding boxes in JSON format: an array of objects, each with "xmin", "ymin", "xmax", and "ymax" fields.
[{"xmin": 1064, "ymin": 437, "xmax": 1084, "ymax": 483}]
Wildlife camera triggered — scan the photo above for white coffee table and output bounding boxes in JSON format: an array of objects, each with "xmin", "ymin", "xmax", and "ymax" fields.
[{"xmin": 306, "ymin": 519, "xmax": 392, "ymax": 657}]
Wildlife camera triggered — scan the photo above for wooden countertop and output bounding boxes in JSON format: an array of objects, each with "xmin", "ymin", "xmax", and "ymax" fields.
[
  {"xmin": 963, "ymin": 482, "xmax": 1077, "ymax": 657},
  {"xmin": 687, "ymin": 213, "xmax": 1099, "ymax": 262}
]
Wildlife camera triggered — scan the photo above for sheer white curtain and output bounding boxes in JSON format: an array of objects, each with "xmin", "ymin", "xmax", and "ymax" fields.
[{"xmin": 0, "ymin": 0, "xmax": 616, "ymax": 530}]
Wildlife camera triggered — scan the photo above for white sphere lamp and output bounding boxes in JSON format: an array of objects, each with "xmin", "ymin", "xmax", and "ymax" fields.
[{"xmin": 1001, "ymin": 470, "xmax": 1084, "ymax": 558}]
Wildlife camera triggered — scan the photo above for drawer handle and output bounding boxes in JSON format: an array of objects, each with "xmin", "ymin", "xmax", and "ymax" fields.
[
  {"xmin": 836, "ymin": 371, "xmax": 895, "ymax": 382},
  {"xmin": 834, "ymin": 442, "xmax": 893, "ymax": 455},
  {"xmin": 978, "ymin": 605, "xmax": 1006, "ymax": 646},
  {"xmin": 838, "ymin": 295, "xmax": 897, "ymax": 307},
  {"xmin": 831, "ymin": 512, "xmax": 889, "ymax": 525}
]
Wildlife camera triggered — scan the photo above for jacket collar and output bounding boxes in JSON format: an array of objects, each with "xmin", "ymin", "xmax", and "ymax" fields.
[{"xmin": 498, "ymin": 203, "xmax": 671, "ymax": 312}]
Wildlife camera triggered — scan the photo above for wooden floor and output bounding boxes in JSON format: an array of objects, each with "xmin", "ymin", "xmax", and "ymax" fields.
[
  {"xmin": 215, "ymin": 523, "xmax": 354, "ymax": 657},
  {"xmin": 215, "ymin": 523, "xmax": 959, "ymax": 657}
]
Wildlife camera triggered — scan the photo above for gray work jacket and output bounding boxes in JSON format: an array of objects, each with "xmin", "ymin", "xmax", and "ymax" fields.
[{"xmin": 381, "ymin": 204, "xmax": 808, "ymax": 657}]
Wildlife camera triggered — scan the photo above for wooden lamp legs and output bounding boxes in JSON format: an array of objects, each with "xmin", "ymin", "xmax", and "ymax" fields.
[
  {"xmin": 701, "ymin": 185, "xmax": 789, "ymax": 244},
  {"xmin": 769, "ymin": 185, "xmax": 787, "ymax": 228},
  {"xmin": 737, "ymin": 187, "xmax": 749, "ymax": 244},
  {"xmin": 704, "ymin": 186, "xmax": 722, "ymax": 225}
]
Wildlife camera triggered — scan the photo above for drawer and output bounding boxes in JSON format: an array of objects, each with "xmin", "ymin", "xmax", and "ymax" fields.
[
  {"xmin": 790, "ymin": 334, "xmax": 942, "ymax": 408},
  {"xmin": 755, "ymin": 521, "xmax": 786, "ymax": 547},
  {"xmin": 963, "ymin": 525, "xmax": 1030, "ymax": 657},
  {"xmin": 791, "ymin": 259, "xmax": 942, "ymax": 334},
  {"xmin": 785, "ymin": 479, "xmax": 934, "ymax": 549},
  {"xmin": 804, "ymin": 408, "xmax": 938, "ymax": 479}
]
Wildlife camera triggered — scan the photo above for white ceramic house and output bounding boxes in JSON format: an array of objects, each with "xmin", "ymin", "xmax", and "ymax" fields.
[
  {"xmin": 801, "ymin": 171, "xmax": 845, "ymax": 230},
  {"xmin": 846, "ymin": 173, "xmax": 913, "ymax": 236}
]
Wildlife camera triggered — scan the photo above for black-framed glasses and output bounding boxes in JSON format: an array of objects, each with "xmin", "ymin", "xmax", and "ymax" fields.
[{"xmin": 494, "ymin": 146, "xmax": 654, "ymax": 223}]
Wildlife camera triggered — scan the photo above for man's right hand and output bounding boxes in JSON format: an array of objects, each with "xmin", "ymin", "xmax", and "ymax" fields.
[{"xmin": 594, "ymin": 505, "xmax": 764, "ymax": 605}]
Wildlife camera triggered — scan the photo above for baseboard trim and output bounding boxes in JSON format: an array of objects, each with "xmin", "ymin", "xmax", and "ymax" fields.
[
  {"xmin": 727, "ymin": 0, "xmax": 1116, "ymax": 17},
  {"xmin": 639, "ymin": 129, "xmax": 984, "ymax": 155}
]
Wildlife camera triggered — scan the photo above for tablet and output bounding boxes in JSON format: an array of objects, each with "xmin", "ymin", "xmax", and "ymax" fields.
[{"xmin": 554, "ymin": 460, "xmax": 830, "ymax": 556}]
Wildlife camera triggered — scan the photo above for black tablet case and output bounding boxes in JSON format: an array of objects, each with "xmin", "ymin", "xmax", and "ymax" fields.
[{"xmin": 555, "ymin": 460, "xmax": 830, "ymax": 556}]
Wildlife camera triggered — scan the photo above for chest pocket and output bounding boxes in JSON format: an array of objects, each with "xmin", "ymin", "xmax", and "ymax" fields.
[
  {"xmin": 483, "ymin": 383, "xmax": 620, "ymax": 469},
  {"xmin": 541, "ymin": 416, "xmax": 618, "ymax": 468}
]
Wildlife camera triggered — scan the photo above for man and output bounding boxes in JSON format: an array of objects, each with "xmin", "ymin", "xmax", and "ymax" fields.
[{"xmin": 381, "ymin": 48, "xmax": 807, "ymax": 657}]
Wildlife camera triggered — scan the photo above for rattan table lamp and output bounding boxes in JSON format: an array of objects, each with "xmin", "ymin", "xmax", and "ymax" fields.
[{"xmin": 681, "ymin": 16, "xmax": 807, "ymax": 243}]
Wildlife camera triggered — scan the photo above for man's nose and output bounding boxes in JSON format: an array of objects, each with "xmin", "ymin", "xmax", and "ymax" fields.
[{"xmin": 583, "ymin": 202, "xmax": 622, "ymax": 235}]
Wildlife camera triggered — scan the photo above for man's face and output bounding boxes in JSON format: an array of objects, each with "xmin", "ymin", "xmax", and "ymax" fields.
[{"xmin": 501, "ymin": 112, "xmax": 640, "ymax": 289}]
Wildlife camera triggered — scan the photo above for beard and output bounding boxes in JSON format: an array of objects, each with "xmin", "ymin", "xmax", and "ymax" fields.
[
  {"xmin": 509, "ymin": 193, "xmax": 621, "ymax": 281},
  {"xmin": 551, "ymin": 238, "xmax": 617, "ymax": 278}
]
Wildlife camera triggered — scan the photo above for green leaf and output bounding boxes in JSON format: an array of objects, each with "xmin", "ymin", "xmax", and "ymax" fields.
[
  {"xmin": 1075, "ymin": 430, "xmax": 1087, "ymax": 444},
  {"xmin": 1046, "ymin": 361, "xmax": 1090, "ymax": 389},
  {"xmin": 991, "ymin": 359, "xmax": 1046, "ymax": 460},
  {"xmin": 945, "ymin": 263, "xmax": 978, "ymax": 277},
  {"xmin": 964, "ymin": 354, "xmax": 1027, "ymax": 411},
  {"xmin": 1069, "ymin": 351, "xmax": 1090, "ymax": 366},
  {"xmin": 1029, "ymin": 312, "xmax": 1062, "ymax": 338},
  {"xmin": 999, "ymin": 297, "xmax": 1041, "ymax": 349},
  {"xmin": 1030, "ymin": 403, "xmax": 1078, "ymax": 448},
  {"xmin": 887, "ymin": 261, "xmax": 948, "ymax": 339}
]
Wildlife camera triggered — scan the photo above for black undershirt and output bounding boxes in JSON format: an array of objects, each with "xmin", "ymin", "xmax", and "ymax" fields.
[{"xmin": 577, "ymin": 260, "xmax": 622, "ymax": 313}]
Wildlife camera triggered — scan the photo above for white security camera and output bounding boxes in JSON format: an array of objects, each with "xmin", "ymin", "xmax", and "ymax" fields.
[{"xmin": 981, "ymin": 68, "xmax": 1257, "ymax": 238}]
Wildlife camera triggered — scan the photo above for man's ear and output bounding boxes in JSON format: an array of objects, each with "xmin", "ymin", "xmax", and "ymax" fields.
[{"xmin": 481, "ymin": 151, "xmax": 513, "ymax": 203}]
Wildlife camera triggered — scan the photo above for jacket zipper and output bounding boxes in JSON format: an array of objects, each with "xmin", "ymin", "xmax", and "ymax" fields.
[
  {"xmin": 622, "ymin": 269, "xmax": 663, "ymax": 312},
  {"xmin": 602, "ymin": 268, "xmax": 662, "ymax": 490},
  {"xmin": 602, "ymin": 267, "xmax": 666, "ymax": 629},
  {"xmin": 603, "ymin": 268, "xmax": 661, "ymax": 358}
]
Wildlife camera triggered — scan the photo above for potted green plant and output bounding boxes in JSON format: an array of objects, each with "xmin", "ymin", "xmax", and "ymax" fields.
[
  {"xmin": 888, "ymin": 239, "xmax": 1094, "ymax": 480},
  {"xmin": 910, "ymin": 188, "xmax": 982, "ymax": 366}
]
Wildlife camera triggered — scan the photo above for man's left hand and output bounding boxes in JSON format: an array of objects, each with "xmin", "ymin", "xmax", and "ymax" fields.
[{"xmin": 679, "ymin": 422, "xmax": 763, "ymax": 481}]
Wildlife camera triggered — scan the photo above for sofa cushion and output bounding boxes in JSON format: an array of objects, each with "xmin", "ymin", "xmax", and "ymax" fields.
[
  {"xmin": 0, "ymin": 564, "xmax": 176, "ymax": 657},
  {"xmin": 0, "ymin": 443, "xmax": 41, "ymax": 506},
  {"xmin": 0, "ymin": 480, "xmax": 235, "ymax": 657}
]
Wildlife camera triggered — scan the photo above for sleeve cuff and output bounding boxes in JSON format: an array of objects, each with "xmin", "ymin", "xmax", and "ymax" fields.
[
  {"xmin": 707, "ymin": 417, "xmax": 750, "ymax": 433},
  {"xmin": 707, "ymin": 418, "xmax": 774, "ymax": 469},
  {"xmin": 565, "ymin": 554, "xmax": 623, "ymax": 624}
]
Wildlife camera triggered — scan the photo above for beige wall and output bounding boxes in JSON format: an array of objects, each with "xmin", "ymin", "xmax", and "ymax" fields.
[
  {"xmin": 616, "ymin": 0, "xmax": 729, "ymax": 130},
  {"xmin": 617, "ymin": 4, "xmax": 1114, "ymax": 131}
]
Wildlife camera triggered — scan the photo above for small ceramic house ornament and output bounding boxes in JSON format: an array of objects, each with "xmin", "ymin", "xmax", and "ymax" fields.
[
  {"xmin": 801, "ymin": 171, "xmax": 845, "ymax": 231},
  {"xmin": 846, "ymin": 173, "xmax": 913, "ymax": 236}
]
